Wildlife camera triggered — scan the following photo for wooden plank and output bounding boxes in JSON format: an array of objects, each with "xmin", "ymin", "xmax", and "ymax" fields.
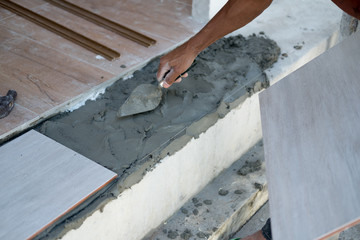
[
  {"xmin": 65, "ymin": 0, "xmax": 197, "ymax": 42},
  {"xmin": 0, "ymin": 103, "xmax": 37, "ymax": 137},
  {"xmin": 45, "ymin": 0, "xmax": 156, "ymax": 47},
  {"xmin": 259, "ymin": 32, "xmax": 360, "ymax": 240},
  {"xmin": 0, "ymin": 43, "xmax": 94, "ymax": 110},
  {"xmin": 0, "ymin": 6, "xmax": 168, "ymax": 75},
  {"xmin": 0, "ymin": 0, "xmax": 121, "ymax": 61},
  {"xmin": 0, "ymin": 130, "xmax": 117, "ymax": 240},
  {"xmin": 0, "ymin": 0, "xmax": 45, "ymax": 21},
  {"xmin": 0, "ymin": 26, "xmax": 114, "ymax": 111},
  {"xmin": 0, "ymin": 0, "xmax": 202, "ymax": 141}
]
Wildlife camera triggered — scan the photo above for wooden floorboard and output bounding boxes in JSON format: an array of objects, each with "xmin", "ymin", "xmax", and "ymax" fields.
[
  {"xmin": 0, "ymin": 0, "xmax": 202, "ymax": 142},
  {"xmin": 0, "ymin": 130, "xmax": 117, "ymax": 240},
  {"xmin": 260, "ymin": 32, "xmax": 360, "ymax": 240},
  {"xmin": 0, "ymin": 104, "xmax": 37, "ymax": 135},
  {"xmin": 65, "ymin": 0, "xmax": 195, "ymax": 42},
  {"xmin": 0, "ymin": 46, "xmax": 90, "ymax": 110},
  {"xmin": 0, "ymin": 0, "xmax": 46, "ymax": 21}
]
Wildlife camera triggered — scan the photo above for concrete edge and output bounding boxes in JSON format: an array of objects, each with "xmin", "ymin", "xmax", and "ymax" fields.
[{"xmin": 59, "ymin": 90, "xmax": 263, "ymax": 240}]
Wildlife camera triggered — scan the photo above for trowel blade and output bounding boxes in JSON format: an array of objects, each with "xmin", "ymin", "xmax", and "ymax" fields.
[{"xmin": 117, "ymin": 84, "xmax": 163, "ymax": 118}]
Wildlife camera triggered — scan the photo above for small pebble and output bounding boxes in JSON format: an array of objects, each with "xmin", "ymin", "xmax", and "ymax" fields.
[
  {"xmin": 193, "ymin": 209, "xmax": 199, "ymax": 215},
  {"xmin": 120, "ymin": 64, "xmax": 127, "ymax": 68},
  {"xmin": 293, "ymin": 45, "xmax": 302, "ymax": 50},
  {"xmin": 167, "ymin": 230, "xmax": 178, "ymax": 239},
  {"xmin": 212, "ymin": 227, "xmax": 218, "ymax": 232},
  {"xmin": 254, "ymin": 182, "xmax": 264, "ymax": 190},
  {"xmin": 234, "ymin": 189, "xmax": 244, "ymax": 195},
  {"xmin": 192, "ymin": 198, "xmax": 199, "ymax": 204},
  {"xmin": 218, "ymin": 189, "xmax": 229, "ymax": 196},
  {"xmin": 195, "ymin": 203, "xmax": 203, "ymax": 207},
  {"xmin": 180, "ymin": 229, "xmax": 193, "ymax": 240},
  {"xmin": 259, "ymin": 31, "xmax": 265, "ymax": 35},
  {"xmin": 281, "ymin": 53, "xmax": 288, "ymax": 57},
  {"xmin": 197, "ymin": 232, "xmax": 207, "ymax": 238},
  {"xmin": 203, "ymin": 199, "xmax": 212, "ymax": 205},
  {"xmin": 181, "ymin": 207, "xmax": 188, "ymax": 214}
]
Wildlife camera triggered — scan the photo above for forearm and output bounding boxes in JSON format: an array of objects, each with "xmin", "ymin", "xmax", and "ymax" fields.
[
  {"xmin": 332, "ymin": 0, "xmax": 360, "ymax": 19},
  {"xmin": 188, "ymin": 0, "xmax": 273, "ymax": 54}
]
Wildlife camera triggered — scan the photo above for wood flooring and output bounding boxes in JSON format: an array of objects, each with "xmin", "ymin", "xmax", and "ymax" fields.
[{"xmin": 0, "ymin": 0, "xmax": 200, "ymax": 142}]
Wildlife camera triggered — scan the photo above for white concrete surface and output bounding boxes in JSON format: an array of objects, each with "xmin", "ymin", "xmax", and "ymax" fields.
[{"xmin": 192, "ymin": 0, "xmax": 226, "ymax": 22}]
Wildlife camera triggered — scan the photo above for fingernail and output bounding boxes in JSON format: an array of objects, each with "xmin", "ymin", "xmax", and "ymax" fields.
[{"xmin": 163, "ymin": 81, "xmax": 170, "ymax": 88}]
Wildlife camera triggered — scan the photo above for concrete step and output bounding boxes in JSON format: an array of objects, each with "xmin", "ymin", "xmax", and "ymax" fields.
[{"xmin": 144, "ymin": 141, "xmax": 267, "ymax": 240}]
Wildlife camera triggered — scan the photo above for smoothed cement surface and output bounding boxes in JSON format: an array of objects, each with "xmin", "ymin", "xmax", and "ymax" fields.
[{"xmin": 38, "ymin": 34, "xmax": 279, "ymax": 179}]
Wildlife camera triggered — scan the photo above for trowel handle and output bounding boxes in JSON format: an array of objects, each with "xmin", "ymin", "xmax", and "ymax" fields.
[
  {"xmin": 160, "ymin": 60, "xmax": 197, "ymax": 87},
  {"xmin": 175, "ymin": 60, "xmax": 197, "ymax": 80}
]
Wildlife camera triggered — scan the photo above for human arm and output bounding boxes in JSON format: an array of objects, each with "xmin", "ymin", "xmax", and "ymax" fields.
[
  {"xmin": 331, "ymin": 0, "xmax": 360, "ymax": 19},
  {"xmin": 157, "ymin": 0, "xmax": 273, "ymax": 88}
]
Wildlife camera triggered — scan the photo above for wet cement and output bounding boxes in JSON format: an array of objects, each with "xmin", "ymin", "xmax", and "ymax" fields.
[
  {"xmin": 38, "ymin": 34, "xmax": 279, "ymax": 181},
  {"xmin": 34, "ymin": 33, "xmax": 279, "ymax": 240}
]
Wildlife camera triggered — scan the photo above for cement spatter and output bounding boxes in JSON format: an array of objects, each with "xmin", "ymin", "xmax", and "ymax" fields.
[{"xmin": 38, "ymin": 34, "xmax": 280, "ymax": 178}]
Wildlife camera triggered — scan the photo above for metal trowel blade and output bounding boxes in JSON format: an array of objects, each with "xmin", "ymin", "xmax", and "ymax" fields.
[{"xmin": 117, "ymin": 84, "xmax": 163, "ymax": 118}]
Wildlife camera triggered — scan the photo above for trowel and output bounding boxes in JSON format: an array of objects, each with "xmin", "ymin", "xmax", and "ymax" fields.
[{"xmin": 117, "ymin": 61, "xmax": 197, "ymax": 118}]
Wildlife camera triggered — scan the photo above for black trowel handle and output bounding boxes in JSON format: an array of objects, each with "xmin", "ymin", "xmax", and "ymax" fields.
[
  {"xmin": 160, "ymin": 60, "xmax": 197, "ymax": 87},
  {"xmin": 175, "ymin": 60, "xmax": 197, "ymax": 80}
]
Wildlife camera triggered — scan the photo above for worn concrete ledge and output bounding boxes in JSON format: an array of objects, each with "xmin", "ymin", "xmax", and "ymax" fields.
[
  {"xmin": 59, "ymin": 88, "xmax": 263, "ymax": 240},
  {"xmin": 146, "ymin": 141, "xmax": 267, "ymax": 240}
]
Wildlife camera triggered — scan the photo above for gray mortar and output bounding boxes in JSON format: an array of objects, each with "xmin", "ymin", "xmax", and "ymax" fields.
[{"xmin": 35, "ymin": 34, "xmax": 280, "ymax": 239}]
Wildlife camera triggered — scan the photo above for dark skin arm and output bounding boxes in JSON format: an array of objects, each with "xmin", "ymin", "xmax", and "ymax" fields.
[
  {"xmin": 157, "ymin": 0, "xmax": 360, "ymax": 89},
  {"xmin": 332, "ymin": 0, "xmax": 360, "ymax": 19},
  {"xmin": 157, "ymin": 0, "xmax": 273, "ymax": 88}
]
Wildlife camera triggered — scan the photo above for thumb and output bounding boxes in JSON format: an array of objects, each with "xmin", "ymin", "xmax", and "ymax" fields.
[{"xmin": 162, "ymin": 69, "xmax": 179, "ymax": 88}]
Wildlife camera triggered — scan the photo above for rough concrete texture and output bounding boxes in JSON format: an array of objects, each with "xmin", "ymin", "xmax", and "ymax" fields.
[
  {"xmin": 144, "ymin": 141, "xmax": 268, "ymax": 240},
  {"xmin": 38, "ymin": 34, "xmax": 279, "ymax": 181}
]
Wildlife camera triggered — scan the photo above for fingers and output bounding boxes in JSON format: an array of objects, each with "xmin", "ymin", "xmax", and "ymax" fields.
[
  {"xmin": 156, "ymin": 62, "xmax": 171, "ymax": 82},
  {"xmin": 182, "ymin": 72, "xmax": 189, "ymax": 78},
  {"xmin": 161, "ymin": 69, "xmax": 178, "ymax": 88},
  {"xmin": 162, "ymin": 72, "xmax": 189, "ymax": 88}
]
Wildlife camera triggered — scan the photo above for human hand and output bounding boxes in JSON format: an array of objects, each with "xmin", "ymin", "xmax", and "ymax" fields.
[{"xmin": 157, "ymin": 42, "xmax": 198, "ymax": 88}]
